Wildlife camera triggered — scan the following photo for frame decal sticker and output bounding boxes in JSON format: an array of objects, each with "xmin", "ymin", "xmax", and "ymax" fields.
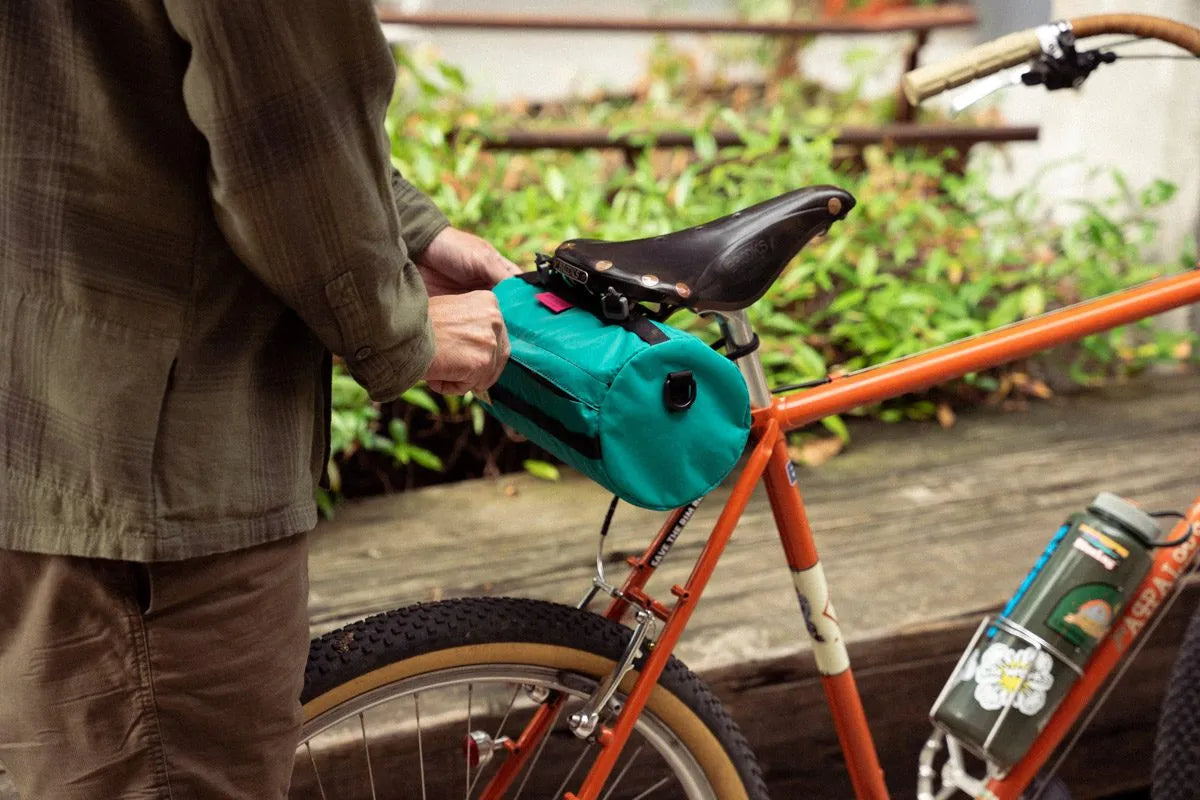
[
  {"xmin": 792, "ymin": 562, "xmax": 850, "ymax": 675},
  {"xmin": 1071, "ymin": 523, "xmax": 1129, "ymax": 571}
]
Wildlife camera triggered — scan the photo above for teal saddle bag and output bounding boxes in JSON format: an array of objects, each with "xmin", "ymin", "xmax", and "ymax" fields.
[{"xmin": 485, "ymin": 271, "xmax": 751, "ymax": 510}]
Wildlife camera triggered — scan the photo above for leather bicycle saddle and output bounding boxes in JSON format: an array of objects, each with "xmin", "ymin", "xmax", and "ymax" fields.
[{"xmin": 548, "ymin": 185, "xmax": 855, "ymax": 313}]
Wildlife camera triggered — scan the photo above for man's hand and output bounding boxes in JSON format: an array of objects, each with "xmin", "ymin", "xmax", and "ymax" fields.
[
  {"xmin": 423, "ymin": 291, "xmax": 510, "ymax": 396},
  {"xmin": 415, "ymin": 227, "xmax": 522, "ymax": 296}
]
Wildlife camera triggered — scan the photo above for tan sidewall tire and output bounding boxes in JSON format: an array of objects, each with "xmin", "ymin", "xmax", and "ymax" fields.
[{"xmin": 303, "ymin": 642, "xmax": 751, "ymax": 800}]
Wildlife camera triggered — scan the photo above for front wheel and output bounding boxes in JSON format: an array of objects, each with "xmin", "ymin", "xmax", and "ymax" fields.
[{"xmin": 292, "ymin": 596, "xmax": 769, "ymax": 799}]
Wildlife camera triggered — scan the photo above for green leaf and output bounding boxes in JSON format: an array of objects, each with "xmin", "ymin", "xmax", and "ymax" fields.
[
  {"xmin": 1140, "ymin": 178, "xmax": 1177, "ymax": 208},
  {"xmin": 315, "ymin": 488, "xmax": 337, "ymax": 520},
  {"xmin": 986, "ymin": 292, "xmax": 1025, "ymax": 329},
  {"xmin": 409, "ymin": 447, "xmax": 445, "ymax": 472},
  {"xmin": 821, "ymin": 414, "xmax": 851, "ymax": 443},
  {"xmin": 1020, "ymin": 285, "xmax": 1046, "ymax": 318},
  {"xmin": 401, "ymin": 386, "xmax": 440, "ymax": 414},
  {"xmin": 330, "ymin": 372, "xmax": 370, "ymax": 408},
  {"xmin": 523, "ymin": 459, "xmax": 561, "ymax": 481},
  {"xmin": 673, "ymin": 170, "xmax": 693, "ymax": 209},
  {"xmin": 545, "ymin": 167, "xmax": 566, "ymax": 203},
  {"xmin": 689, "ymin": 129, "xmax": 718, "ymax": 163},
  {"xmin": 435, "ymin": 62, "xmax": 467, "ymax": 91},
  {"xmin": 792, "ymin": 341, "xmax": 827, "ymax": 378},
  {"xmin": 856, "ymin": 245, "xmax": 879, "ymax": 286}
]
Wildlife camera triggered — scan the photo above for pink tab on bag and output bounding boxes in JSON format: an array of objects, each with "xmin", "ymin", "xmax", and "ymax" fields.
[{"xmin": 536, "ymin": 292, "xmax": 574, "ymax": 313}]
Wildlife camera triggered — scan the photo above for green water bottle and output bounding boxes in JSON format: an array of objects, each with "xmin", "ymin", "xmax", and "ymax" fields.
[{"xmin": 931, "ymin": 492, "xmax": 1159, "ymax": 768}]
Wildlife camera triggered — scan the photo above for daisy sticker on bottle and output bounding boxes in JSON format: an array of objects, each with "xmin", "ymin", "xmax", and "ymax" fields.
[{"xmin": 972, "ymin": 642, "xmax": 1056, "ymax": 715}]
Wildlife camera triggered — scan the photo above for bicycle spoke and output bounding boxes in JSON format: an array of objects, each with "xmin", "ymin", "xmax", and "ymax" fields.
[
  {"xmin": 601, "ymin": 745, "xmax": 645, "ymax": 800},
  {"xmin": 493, "ymin": 684, "xmax": 521, "ymax": 738},
  {"xmin": 628, "ymin": 775, "xmax": 672, "ymax": 800},
  {"xmin": 467, "ymin": 684, "xmax": 523, "ymax": 797},
  {"xmin": 465, "ymin": 683, "xmax": 473, "ymax": 800},
  {"xmin": 360, "ymin": 712, "xmax": 378, "ymax": 800},
  {"xmin": 415, "ymin": 692, "xmax": 428, "ymax": 800},
  {"xmin": 550, "ymin": 740, "xmax": 595, "ymax": 799},
  {"xmin": 510, "ymin": 702, "xmax": 563, "ymax": 800},
  {"xmin": 305, "ymin": 741, "xmax": 329, "ymax": 800}
]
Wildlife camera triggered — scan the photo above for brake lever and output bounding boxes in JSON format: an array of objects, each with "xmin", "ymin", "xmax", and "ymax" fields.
[{"xmin": 950, "ymin": 67, "xmax": 1029, "ymax": 114}]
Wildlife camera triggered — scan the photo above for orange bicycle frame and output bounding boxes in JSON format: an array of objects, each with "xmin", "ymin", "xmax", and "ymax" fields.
[{"xmin": 482, "ymin": 268, "xmax": 1200, "ymax": 800}]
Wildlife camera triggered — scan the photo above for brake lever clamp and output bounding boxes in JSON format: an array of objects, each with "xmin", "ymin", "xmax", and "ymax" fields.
[{"xmin": 1023, "ymin": 27, "xmax": 1117, "ymax": 91}]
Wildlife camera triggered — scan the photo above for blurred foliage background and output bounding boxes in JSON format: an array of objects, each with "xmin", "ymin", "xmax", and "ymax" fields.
[{"xmin": 320, "ymin": 34, "xmax": 1197, "ymax": 515}]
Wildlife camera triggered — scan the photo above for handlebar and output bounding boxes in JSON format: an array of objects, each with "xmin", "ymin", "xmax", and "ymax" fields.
[{"xmin": 903, "ymin": 13, "xmax": 1200, "ymax": 105}]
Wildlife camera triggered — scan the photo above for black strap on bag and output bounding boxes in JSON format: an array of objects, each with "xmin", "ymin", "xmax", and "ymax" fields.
[
  {"xmin": 517, "ymin": 268, "xmax": 667, "ymax": 346},
  {"xmin": 487, "ymin": 383, "xmax": 603, "ymax": 460}
]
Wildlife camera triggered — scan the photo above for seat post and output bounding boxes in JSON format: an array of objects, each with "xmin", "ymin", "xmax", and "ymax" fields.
[{"xmin": 717, "ymin": 310, "xmax": 772, "ymax": 409}]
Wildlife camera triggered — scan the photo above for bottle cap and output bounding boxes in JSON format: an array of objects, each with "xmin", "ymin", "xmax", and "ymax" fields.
[{"xmin": 1087, "ymin": 492, "xmax": 1162, "ymax": 546}]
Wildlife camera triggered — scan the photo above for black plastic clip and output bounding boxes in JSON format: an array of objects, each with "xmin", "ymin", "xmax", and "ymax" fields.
[
  {"xmin": 528, "ymin": 253, "xmax": 555, "ymax": 286},
  {"xmin": 601, "ymin": 287, "xmax": 631, "ymax": 321}
]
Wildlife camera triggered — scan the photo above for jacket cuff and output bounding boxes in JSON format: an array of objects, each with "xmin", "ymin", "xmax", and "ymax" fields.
[{"xmin": 346, "ymin": 312, "xmax": 436, "ymax": 403}]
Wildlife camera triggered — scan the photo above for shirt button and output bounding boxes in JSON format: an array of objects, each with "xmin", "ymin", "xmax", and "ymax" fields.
[{"xmin": 354, "ymin": 346, "xmax": 374, "ymax": 360}]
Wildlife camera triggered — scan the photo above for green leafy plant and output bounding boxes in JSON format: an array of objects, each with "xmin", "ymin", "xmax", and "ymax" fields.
[
  {"xmin": 318, "ymin": 364, "xmax": 445, "ymax": 516},
  {"xmin": 321, "ymin": 43, "xmax": 1196, "ymax": 505}
]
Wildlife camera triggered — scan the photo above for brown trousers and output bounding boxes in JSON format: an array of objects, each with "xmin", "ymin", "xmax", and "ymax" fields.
[{"xmin": 0, "ymin": 534, "xmax": 310, "ymax": 799}]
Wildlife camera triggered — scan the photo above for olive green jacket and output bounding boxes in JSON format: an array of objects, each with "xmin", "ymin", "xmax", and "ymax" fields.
[{"xmin": 0, "ymin": 2, "xmax": 448, "ymax": 560}]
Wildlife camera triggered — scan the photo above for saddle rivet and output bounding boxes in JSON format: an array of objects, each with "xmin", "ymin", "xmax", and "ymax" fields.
[
  {"xmin": 675, "ymin": 282, "xmax": 692, "ymax": 298},
  {"xmin": 641, "ymin": 274, "xmax": 659, "ymax": 287},
  {"xmin": 827, "ymin": 197, "xmax": 843, "ymax": 215},
  {"xmin": 595, "ymin": 259, "xmax": 613, "ymax": 271}
]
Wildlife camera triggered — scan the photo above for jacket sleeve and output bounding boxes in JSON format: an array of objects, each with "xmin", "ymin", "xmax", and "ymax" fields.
[
  {"xmin": 392, "ymin": 168, "xmax": 450, "ymax": 257},
  {"xmin": 163, "ymin": 0, "xmax": 434, "ymax": 402}
]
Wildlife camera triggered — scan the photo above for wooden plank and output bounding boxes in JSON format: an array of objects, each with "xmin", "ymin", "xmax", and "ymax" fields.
[
  {"xmin": 376, "ymin": 5, "xmax": 978, "ymax": 35},
  {"xmin": 454, "ymin": 124, "xmax": 1040, "ymax": 153}
]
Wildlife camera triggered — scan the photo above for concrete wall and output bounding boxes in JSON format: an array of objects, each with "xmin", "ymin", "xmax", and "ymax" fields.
[
  {"xmin": 1042, "ymin": 0, "xmax": 1200, "ymax": 262},
  {"xmin": 976, "ymin": 1, "xmax": 1200, "ymax": 263}
]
